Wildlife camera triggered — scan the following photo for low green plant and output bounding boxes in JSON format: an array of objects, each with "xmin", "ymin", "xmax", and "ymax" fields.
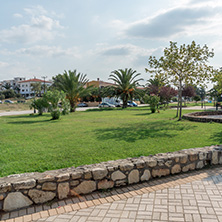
[
  {"xmin": 144, "ymin": 94, "xmax": 160, "ymax": 113},
  {"xmin": 50, "ymin": 109, "xmax": 61, "ymax": 120},
  {"xmin": 30, "ymin": 98, "xmax": 49, "ymax": 115}
]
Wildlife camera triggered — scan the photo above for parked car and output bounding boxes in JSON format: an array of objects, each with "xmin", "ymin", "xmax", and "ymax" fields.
[
  {"xmin": 128, "ymin": 101, "xmax": 138, "ymax": 107},
  {"xmin": 77, "ymin": 102, "xmax": 88, "ymax": 107},
  {"xmin": 98, "ymin": 102, "xmax": 115, "ymax": 108},
  {"xmin": 0, "ymin": 100, "xmax": 2, "ymax": 104},
  {"xmin": 4, "ymin": 100, "xmax": 14, "ymax": 104}
]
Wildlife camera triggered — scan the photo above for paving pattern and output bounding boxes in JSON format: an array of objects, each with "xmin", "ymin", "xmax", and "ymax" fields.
[{"xmin": 1, "ymin": 166, "xmax": 222, "ymax": 222}]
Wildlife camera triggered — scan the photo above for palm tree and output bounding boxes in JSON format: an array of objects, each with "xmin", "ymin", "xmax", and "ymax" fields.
[
  {"xmin": 54, "ymin": 70, "xmax": 90, "ymax": 112},
  {"xmin": 109, "ymin": 68, "xmax": 143, "ymax": 108}
]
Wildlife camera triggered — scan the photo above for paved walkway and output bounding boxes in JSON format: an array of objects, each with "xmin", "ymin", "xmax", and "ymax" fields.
[{"xmin": 1, "ymin": 166, "xmax": 222, "ymax": 222}]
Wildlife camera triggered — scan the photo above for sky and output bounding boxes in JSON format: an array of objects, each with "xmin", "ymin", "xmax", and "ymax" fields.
[{"xmin": 0, "ymin": 0, "xmax": 222, "ymax": 87}]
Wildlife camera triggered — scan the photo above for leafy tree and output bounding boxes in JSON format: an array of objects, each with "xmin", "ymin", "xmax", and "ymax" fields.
[
  {"xmin": 30, "ymin": 90, "xmax": 70, "ymax": 119},
  {"xmin": 3, "ymin": 83, "xmax": 11, "ymax": 90},
  {"xmin": 44, "ymin": 90, "xmax": 70, "ymax": 118},
  {"xmin": 207, "ymin": 87, "xmax": 218, "ymax": 106},
  {"xmin": 159, "ymin": 86, "xmax": 177, "ymax": 106},
  {"xmin": 30, "ymin": 97, "xmax": 48, "ymax": 115},
  {"xmin": 211, "ymin": 68, "xmax": 222, "ymax": 96},
  {"xmin": 109, "ymin": 68, "xmax": 143, "ymax": 108},
  {"xmin": 53, "ymin": 70, "xmax": 91, "ymax": 112},
  {"xmin": 193, "ymin": 95, "xmax": 201, "ymax": 104},
  {"xmin": 0, "ymin": 92, "xmax": 5, "ymax": 100},
  {"xmin": 182, "ymin": 85, "xmax": 196, "ymax": 105},
  {"xmin": 146, "ymin": 41, "xmax": 215, "ymax": 120},
  {"xmin": 2, "ymin": 89, "xmax": 16, "ymax": 99},
  {"xmin": 196, "ymin": 86, "xmax": 206, "ymax": 108},
  {"xmin": 31, "ymin": 82, "xmax": 41, "ymax": 97}
]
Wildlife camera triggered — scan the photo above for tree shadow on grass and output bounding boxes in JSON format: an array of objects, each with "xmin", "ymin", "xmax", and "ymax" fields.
[
  {"xmin": 5, "ymin": 115, "xmax": 52, "ymax": 124},
  {"xmin": 94, "ymin": 121, "xmax": 196, "ymax": 143},
  {"xmin": 5, "ymin": 114, "xmax": 42, "ymax": 119},
  {"xmin": 8, "ymin": 119, "xmax": 52, "ymax": 124},
  {"xmin": 210, "ymin": 131, "xmax": 222, "ymax": 144},
  {"xmin": 134, "ymin": 113, "xmax": 153, "ymax": 116}
]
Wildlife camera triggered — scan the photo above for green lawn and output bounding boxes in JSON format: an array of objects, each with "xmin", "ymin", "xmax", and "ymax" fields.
[{"xmin": 0, "ymin": 108, "xmax": 221, "ymax": 177}]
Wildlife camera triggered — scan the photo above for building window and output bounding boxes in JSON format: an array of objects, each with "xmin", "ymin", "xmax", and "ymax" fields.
[{"xmin": 22, "ymin": 89, "xmax": 24, "ymax": 92}]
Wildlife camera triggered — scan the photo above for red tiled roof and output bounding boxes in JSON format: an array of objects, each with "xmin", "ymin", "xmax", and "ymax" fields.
[{"xmin": 19, "ymin": 78, "xmax": 51, "ymax": 83}]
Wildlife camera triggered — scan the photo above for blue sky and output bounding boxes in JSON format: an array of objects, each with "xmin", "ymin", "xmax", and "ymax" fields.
[{"xmin": 0, "ymin": 0, "xmax": 222, "ymax": 85}]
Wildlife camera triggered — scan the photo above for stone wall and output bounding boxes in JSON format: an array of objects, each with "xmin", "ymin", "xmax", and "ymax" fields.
[
  {"xmin": 183, "ymin": 111, "xmax": 222, "ymax": 123},
  {"xmin": 1, "ymin": 145, "xmax": 222, "ymax": 212}
]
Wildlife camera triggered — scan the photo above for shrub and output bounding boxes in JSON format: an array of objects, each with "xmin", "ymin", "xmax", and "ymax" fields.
[
  {"xmin": 144, "ymin": 94, "xmax": 160, "ymax": 113},
  {"xmin": 2, "ymin": 89, "xmax": 16, "ymax": 99},
  {"xmin": 50, "ymin": 109, "xmax": 61, "ymax": 120},
  {"xmin": 0, "ymin": 93, "xmax": 5, "ymax": 100},
  {"xmin": 30, "ymin": 98, "xmax": 49, "ymax": 115}
]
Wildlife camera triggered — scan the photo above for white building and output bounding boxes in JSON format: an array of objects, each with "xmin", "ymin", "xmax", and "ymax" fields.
[
  {"xmin": 18, "ymin": 78, "xmax": 52, "ymax": 97},
  {"xmin": 0, "ymin": 77, "xmax": 25, "ymax": 92}
]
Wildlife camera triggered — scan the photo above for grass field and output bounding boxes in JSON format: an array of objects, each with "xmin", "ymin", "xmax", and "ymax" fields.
[{"xmin": 0, "ymin": 107, "xmax": 221, "ymax": 177}]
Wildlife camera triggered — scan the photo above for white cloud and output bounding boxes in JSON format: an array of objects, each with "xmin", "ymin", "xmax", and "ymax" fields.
[
  {"xmin": 122, "ymin": 3, "xmax": 222, "ymax": 40},
  {"xmin": 24, "ymin": 5, "xmax": 47, "ymax": 16},
  {"xmin": 0, "ymin": 61, "xmax": 9, "ymax": 68},
  {"xmin": 16, "ymin": 45, "xmax": 81, "ymax": 58},
  {"xmin": 0, "ymin": 6, "xmax": 64, "ymax": 44},
  {"xmin": 13, "ymin": 13, "xmax": 23, "ymax": 18}
]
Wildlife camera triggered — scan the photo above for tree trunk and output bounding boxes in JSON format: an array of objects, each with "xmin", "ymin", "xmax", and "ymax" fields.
[
  {"xmin": 176, "ymin": 88, "xmax": 180, "ymax": 117},
  {"xmin": 178, "ymin": 82, "xmax": 183, "ymax": 121},
  {"xmin": 70, "ymin": 100, "xmax": 76, "ymax": 112}
]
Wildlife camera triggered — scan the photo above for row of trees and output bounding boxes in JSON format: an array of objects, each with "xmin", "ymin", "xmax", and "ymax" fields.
[{"xmin": 31, "ymin": 41, "xmax": 222, "ymax": 120}]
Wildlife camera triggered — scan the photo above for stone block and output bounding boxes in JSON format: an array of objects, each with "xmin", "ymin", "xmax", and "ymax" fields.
[
  {"xmin": 98, "ymin": 179, "xmax": 114, "ymax": 190},
  {"xmin": 42, "ymin": 182, "xmax": 56, "ymax": 191},
  {"xmin": 58, "ymin": 182, "xmax": 70, "ymax": 199},
  {"xmin": 119, "ymin": 163, "xmax": 134, "ymax": 171},
  {"xmin": 115, "ymin": 180, "xmax": 127, "ymax": 186},
  {"xmin": 38, "ymin": 175, "xmax": 55, "ymax": 183},
  {"xmin": 111, "ymin": 171, "xmax": 126, "ymax": 181},
  {"xmin": 72, "ymin": 181, "xmax": 96, "ymax": 195},
  {"xmin": 3, "ymin": 192, "xmax": 33, "ymax": 211},
  {"xmin": 189, "ymin": 153, "xmax": 198, "ymax": 162},
  {"xmin": 171, "ymin": 164, "xmax": 181, "ymax": 174},
  {"xmin": 141, "ymin": 170, "xmax": 151, "ymax": 181},
  {"xmin": 196, "ymin": 161, "xmax": 204, "ymax": 169},
  {"xmin": 56, "ymin": 173, "xmax": 70, "ymax": 182},
  {"xmin": 128, "ymin": 170, "xmax": 139, "ymax": 184},
  {"xmin": 134, "ymin": 159, "xmax": 145, "ymax": 169},
  {"xmin": 212, "ymin": 151, "xmax": 219, "ymax": 165},
  {"xmin": 0, "ymin": 183, "xmax": 11, "ymax": 193},
  {"xmin": 92, "ymin": 168, "xmax": 108, "ymax": 180},
  {"xmin": 70, "ymin": 180, "xmax": 79, "ymax": 187},
  {"xmin": 0, "ymin": 193, "xmax": 6, "ymax": 201},
  {"xmin": 199, "ymin": 152, "xmax": 207, "ymax": 160},
  {"xmin": 71, "ymin": 171, "xmax": 83, "ymax": 180},
  {"xmin": 84, "ymin": 170, "xmax": 92, "ymax": 179},
  {"xmin": 145, "ymin": 159, "xmax": 157, "ymax": 167},
  {"xmin": 152, "ymin": 168, "xmax": 170, "ymax": 177},
  {"xmin": 28, "ymin": 189, "xmax": 56, "ymax": 204},
  {"xmin": 165, "ymin": 160, "xmax": 173, "ymax": 167},
  {"xmin": 180, "ymin": 155, "xmax": 188, "ymax": 164},
  {"xmin": 13, "ymin": 179, "xmax": 36, "ymax": 190},
  {"xmin": 182, "ymin": 163, "xmax": 195, "ymax": 172},
  {"xmin": 219, "ymin": 156, "xmax": 222, "ymax": 164}
]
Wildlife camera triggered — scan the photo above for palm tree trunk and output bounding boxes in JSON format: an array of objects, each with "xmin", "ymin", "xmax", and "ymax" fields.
[{"xmin": 70, "ymin": 100, "xmax": 76, "ymax": 112}]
